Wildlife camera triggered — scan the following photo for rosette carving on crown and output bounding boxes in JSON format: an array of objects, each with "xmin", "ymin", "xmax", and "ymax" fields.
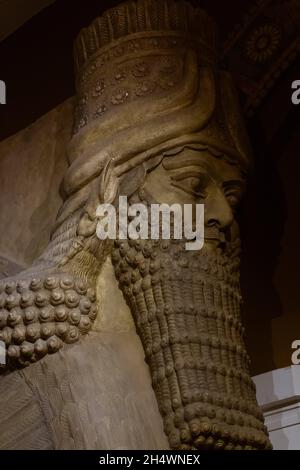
[
  {"xmin": 73, "ymin": 51, "xmax": 187, "ymax": 134},
  {"xmin": 72, "ymin": 0, "xmax": 217, "ymax": 135}
]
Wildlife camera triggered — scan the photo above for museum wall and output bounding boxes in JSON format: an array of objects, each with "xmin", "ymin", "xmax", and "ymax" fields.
[{"xmin": 0, "ymin": 99, "xmax": 72, "ymax": 267}]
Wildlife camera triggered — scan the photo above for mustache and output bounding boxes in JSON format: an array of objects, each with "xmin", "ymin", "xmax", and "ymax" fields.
[
  {"xmin": 205, "ymin": 226, "xmax": 225, "ymax": 241},
  {"xmin": 112, "ymin": 238, "xmax": 270, "ymax": 450}
]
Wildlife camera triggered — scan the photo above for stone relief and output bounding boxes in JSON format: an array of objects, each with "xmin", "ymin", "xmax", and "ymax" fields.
[
  {"xmin": 0, "ymin": 256, "xmax": 23, "ymax": 280},
  {"xmin": 0, "ymin": 0, "xmax": 271, "ymax": 450}
]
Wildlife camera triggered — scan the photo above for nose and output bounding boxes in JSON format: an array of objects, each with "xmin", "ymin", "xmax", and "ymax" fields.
[{"xmin": 204, "ymin": 187, "xmax": 234, "ymax": 231}]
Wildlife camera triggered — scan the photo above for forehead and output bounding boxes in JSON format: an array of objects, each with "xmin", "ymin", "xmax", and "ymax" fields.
[{"xmin": 162, "ymin": 147, "xmax": 244, "ymax": 182}]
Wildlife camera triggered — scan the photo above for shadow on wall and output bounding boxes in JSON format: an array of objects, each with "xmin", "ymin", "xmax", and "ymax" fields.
[
  {"xmin": 0, "ymin": 100, "xmax": 72, "ymax": 267},
  {"xmin": 240, "ymin": 107, "xmax": 300, "ymax": 376},
  {"xmin": 240, "ymin": 155, "xmax": 285, "ymax": 375}
]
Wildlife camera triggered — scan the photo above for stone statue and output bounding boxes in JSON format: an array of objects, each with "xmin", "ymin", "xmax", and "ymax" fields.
[{"xmin": 0, "ymin": 0, "xmax": 271, "ymax": 450}]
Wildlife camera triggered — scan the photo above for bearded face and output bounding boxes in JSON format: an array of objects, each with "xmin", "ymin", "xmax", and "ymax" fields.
[
  {"xmin": 112, "ymin": 148, "xmax": 271, "ymax": 450},
  {"xmin": 141, "ymin": 147, "xmax": 244, "ymax": 249}
]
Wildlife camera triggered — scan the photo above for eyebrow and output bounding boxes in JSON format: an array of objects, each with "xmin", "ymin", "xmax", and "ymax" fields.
[
  {"xmin": 170, "ymin": 169, "xmax": 211, "ymax": 183},
  {"xmin": 162, "ymin": 155, "xmax": 214, "ymax": 173},
  {"xmin": 222, "ymin": 179, "xmax": 245, "ymax": 190}
]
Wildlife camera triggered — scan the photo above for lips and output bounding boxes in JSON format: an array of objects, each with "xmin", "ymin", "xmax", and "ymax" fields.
[{"xmin": 204, "ymin": 229, "xmax": 227, "ymax": 244}]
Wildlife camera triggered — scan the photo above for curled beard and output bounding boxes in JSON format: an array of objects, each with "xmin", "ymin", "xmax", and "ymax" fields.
[{"xmin": 112, "ymin": 236, "xmax": 271, "ymax": 450}]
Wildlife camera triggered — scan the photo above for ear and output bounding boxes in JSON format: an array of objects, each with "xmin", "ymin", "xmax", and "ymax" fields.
[
  {"xmin": 99, "ymin": 159, "xmax": 119, "ymax": 204},
  {"xmin": 118, "ymin": 164, "xmax": 146, "ymax": 198},
  {"xmin": 77, "ymin": 159, "xmax": 119, "ymax": 239},
  {"xmin": 84, "ymin": 158, "xmax": 119, "ymax": 220}
]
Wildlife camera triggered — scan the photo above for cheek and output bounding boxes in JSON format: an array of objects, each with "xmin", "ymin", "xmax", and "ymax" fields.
[
  {"xmin": 143, "ymin": 169, "xmax": 170, "ymax": 202},
  {"xmin": 167, "ymin": 187, "xmax": 196, "ymax": 206}
]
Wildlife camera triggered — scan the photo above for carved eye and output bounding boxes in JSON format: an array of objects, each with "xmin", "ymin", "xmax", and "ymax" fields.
[{"xmin": 223, "ymin": 186, "xmax": 242, "ymax": 209}]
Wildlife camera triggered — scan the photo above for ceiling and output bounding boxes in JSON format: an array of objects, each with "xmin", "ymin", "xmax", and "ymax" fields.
[{"xmin": 0, "ymin": 0, "xmax": 55, "ymax": 41}]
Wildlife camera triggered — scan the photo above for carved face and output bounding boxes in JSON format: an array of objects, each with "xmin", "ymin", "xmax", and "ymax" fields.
[
  {"xmin": 112, "ymin": 147, "xmax": 270, "ymax": 450},
  {"xmin": 143, "ymin": 147, "xmax": 245, "ymax": 252}
]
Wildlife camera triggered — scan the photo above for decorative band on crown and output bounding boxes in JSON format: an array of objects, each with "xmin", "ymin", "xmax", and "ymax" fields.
[{"xmin": 74, "ymin": 0, "xmax": 218, "ymax": 72}]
